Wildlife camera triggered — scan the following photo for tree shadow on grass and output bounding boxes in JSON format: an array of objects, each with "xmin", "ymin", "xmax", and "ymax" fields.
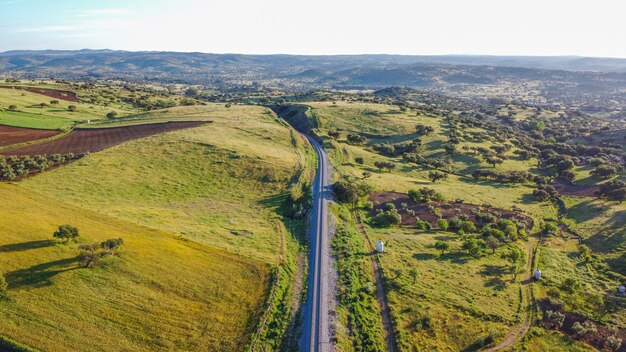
[
  {"xmin": 0, "ymin": 240, "xmax": 55, "ymax": 253},
  {"xmin": 257, "ymin": 192, "xmax": 288, "ymax": 208},
  {"xmin": 480, "ymin": 264, "xmax": 508, "ymax": 291},
  {"xmin": 6, "ymin": 256, "xmax": 80, "ymax": 289},
  {"xmin": 413, "ymin": 252, "xmax": 437, "ymax": 261},
  {"xmin": 484, "ymin": 277, "xmax": 507, "ymax": 291}
]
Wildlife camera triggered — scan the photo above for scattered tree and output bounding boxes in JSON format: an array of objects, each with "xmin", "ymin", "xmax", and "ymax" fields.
[
  {"xmin": 8, "ymin": 105, "xmax": 17, "ymax": 111},
  {"xmin": 434, "ymin": 240, "xmax": 450, "ymax": 255},
  {"xmin": 428, "ymin": 171, "xmax": 448, "ymax": 183},
  {"xmin": 462, "ymin": 237, "xmax": 484, "ymax": 258},
  {"xmin": 501, "ymin": 246, "xmax": 526, "ymax": 280},
  {"xmin": 67, "ymin": 105, "xmax": 77, "ymax": 112},
  {"xmin": 437, "ymin": 218, "xmax": 449, "ymax": 231},
  {"xmin": 374, "ymin": 161, "xmax": 395, "ymax": 172},
  {"xmin": 486, "ymin": 235, "xmax": 500, "ymax": 254},
  {"xmin": 53, "ymin": 224, "xmax": 80, "ymax": 243},
  {"xmin": 106, "ymin": 111, "xmax": 118, "ymax": 119}
]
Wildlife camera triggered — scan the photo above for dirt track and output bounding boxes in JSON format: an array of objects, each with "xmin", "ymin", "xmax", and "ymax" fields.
[
  {"xmin": 0, "ymin": 121, "xmax": 207, "ymax": 156},
  {"xmin": 0, "ymin": 125, "xmax": 60, "ymax": 148}
]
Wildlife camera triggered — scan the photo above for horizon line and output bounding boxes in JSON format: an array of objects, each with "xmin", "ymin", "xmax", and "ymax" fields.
[{"xmin": 1, "ymin": 48, "xmax": 626, "ymax": 60}]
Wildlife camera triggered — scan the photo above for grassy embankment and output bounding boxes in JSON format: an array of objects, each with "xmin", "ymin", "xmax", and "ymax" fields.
[{"xmin": 2, "ymin": 104, "xmax": 313, "ymax": 350}]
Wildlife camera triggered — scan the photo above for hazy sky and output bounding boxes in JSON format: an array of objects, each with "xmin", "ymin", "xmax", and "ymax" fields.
[{"xmin": 1, "ymin": 0, "xmax": 625, "ymax": 57}]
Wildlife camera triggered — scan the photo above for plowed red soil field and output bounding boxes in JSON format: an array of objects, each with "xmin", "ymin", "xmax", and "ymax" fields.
[
  {"xmin": 0, "ymin": 125, "xmax": 60, "ymax": 147},
  {"xmin": 0, "ymin": 86, "xmax": 79, "ymax": 102},
  {"xmin": 0, "ymin": 121, "xmax": 207, "ymax": 156}
]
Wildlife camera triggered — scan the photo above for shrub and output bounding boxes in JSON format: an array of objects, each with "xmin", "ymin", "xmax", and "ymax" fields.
[
  {"xmin": 462, "ymin": 237, "xmax": 484, "ymax": 258},
  {"xmin": 384, "ymin": 202, "xmax": 396, "ymax": 211},
  {"xmin": 106, "ymin": 111, "xmax": 118, "ymax": 119},
  {"xmin": 460, "ymin": 221, "xmax": 477, "ymax": 233},
  {"xmin": 572, "ymin": 320, "xmax": 597, "ymax": 338},
  {"xmin": 408, "ymin": 188, "xmax": 444, "ymax": 203},
  {"xmin": 415, "ymin": 220, "xmax": 430, "ymax": 230},
  {"xmin": 373, "ymin": 209, "xmax": 402, "ymax": 227},
  {"xmin": 607, "ymin": 335, "xmax": 622, "ymax": 351},
  {"xmin": 437, "ymin": 219, "xmax": 449, "ymax": 231},
  {"xmin": 544, "ymin": 310, "xmax": 565, "ymax": 328},
  {"xmin": 346, "ymin": 134, "xmax": 366, "ymax": 145},
  {"xmin": 354, "ymin": 157, "xmax": 364, "ymax": 164},
  {"xmin": 8, "ymin": 105, "xmax": 17, "ymax": 111},
  {"xmin": 363, "ymin": 201, "xmax": 374, "ymax": 211},
  {"xmin": 67, "ymin": 105, "xmax": 78, "ymax": 112},
  {"xmin": 333, "ymin": 180, "xmax": 359, "ymax": 204}
]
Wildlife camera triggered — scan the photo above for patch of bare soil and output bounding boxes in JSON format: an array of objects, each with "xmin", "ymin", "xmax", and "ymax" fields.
[
  {"xmin": 370, "ymin": 192, "xmax": 533, "ymax": 229},
  {"xmin": 552, "ymin": 180, "xmax": 600, "ymax": 197},
  {"xmin": 541, "ymin": 299, "xmax": 626, "ymax": 352},
  {"xmin": 1, "ymin": 121, "xmax": 207, "ymax": 156},
  {"xmin": 0, "ymin": 125, "xmax": 60, "ymax": 147}
]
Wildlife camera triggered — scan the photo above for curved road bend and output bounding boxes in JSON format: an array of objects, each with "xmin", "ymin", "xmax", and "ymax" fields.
[{"xmin": 300, "ymin": 135, "xmax": 333, "ymax": 352}]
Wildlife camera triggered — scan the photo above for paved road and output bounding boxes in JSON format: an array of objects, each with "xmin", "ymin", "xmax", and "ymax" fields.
[{"xmin": 300, "ymin": 135, "xmax": 332, "ymax": 352}]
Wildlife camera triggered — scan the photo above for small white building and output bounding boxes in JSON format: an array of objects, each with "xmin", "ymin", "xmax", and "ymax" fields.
[
  {"xmin": 376, "ymin": 241, "xmax": 384, "ymax": 253},
  {"xmin": 533, "ymin": 269, "xmax": 542, "ymax": 280},
  {"xmin": 619, "ymin": 285, "xmax": 625, "ymax": 295}
]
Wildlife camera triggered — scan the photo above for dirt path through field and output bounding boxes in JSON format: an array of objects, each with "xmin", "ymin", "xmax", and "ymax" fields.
[
  {"xmin": 483, "ymin": 240, "xmax": 537, "ymax": 351},
  {"xmin": 355, "ymin": 215, "xmax": 398, "ymax": 352}
]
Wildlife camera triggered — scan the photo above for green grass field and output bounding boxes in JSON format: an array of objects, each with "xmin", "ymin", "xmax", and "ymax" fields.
[
  {"xmin": 372, "ymin": 227, "xmax": 520, "ymax": 351},
  {"xmin": 0, "ymin": 183, "xmax": 269, "ymax": 351},
  {"xmin": 1, "ymin": 103, "xmax": 311, "ymax": 350},
  {"xmin": 22, "ymin": 104, "xmax": 307, "ymax": 264},
  {"xmin": 0, "ymin": 87, "xmax": 139, "ymax": 130}
]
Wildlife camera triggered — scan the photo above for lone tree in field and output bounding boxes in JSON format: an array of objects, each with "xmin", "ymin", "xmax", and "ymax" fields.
[
  {"xmin": 106, "ymin": 111, "xmax": 118, "ymax": 119},
  {"xmin": 8, "ymin": 105, "xmax": 17, "ymax": 111},
  {"xmin": 53, "ymin": 224, "xmax": 80, "ymax": 243},
  {"xmin": 67, "ymin": 105, "xmax": 78, "ymax": 112},
  {"xmin": 502, "ymin": 246, "xmax": 526, "ymax": 281},
  {"xmin": 434, "ymin": 240, "xmax": 450, "ymax": 256},
  {"xmin": 50, "ymin": 99, "xmax": 59, "ymax": 105},
  {"xmin": 374, "ymin": 161, "xmax": 395, "ymax": 172},
  {"xmin": 428, "ymin": 171, "xmax": 448, "ymax": 183},
  {"xmin": 409, "ymin": 268, "xmax": 419, "ymax": 284}
]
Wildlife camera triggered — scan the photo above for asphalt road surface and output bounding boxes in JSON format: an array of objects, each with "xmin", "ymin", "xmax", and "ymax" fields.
[{"xmin": 300, "ymin": 135, "xmax": 332, "ymax": 352}]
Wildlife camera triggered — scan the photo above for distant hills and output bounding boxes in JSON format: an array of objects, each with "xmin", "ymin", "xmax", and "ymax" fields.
[{"xmin": 1, "ymin": 50, "xmax": 626, "ymax": 114}]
